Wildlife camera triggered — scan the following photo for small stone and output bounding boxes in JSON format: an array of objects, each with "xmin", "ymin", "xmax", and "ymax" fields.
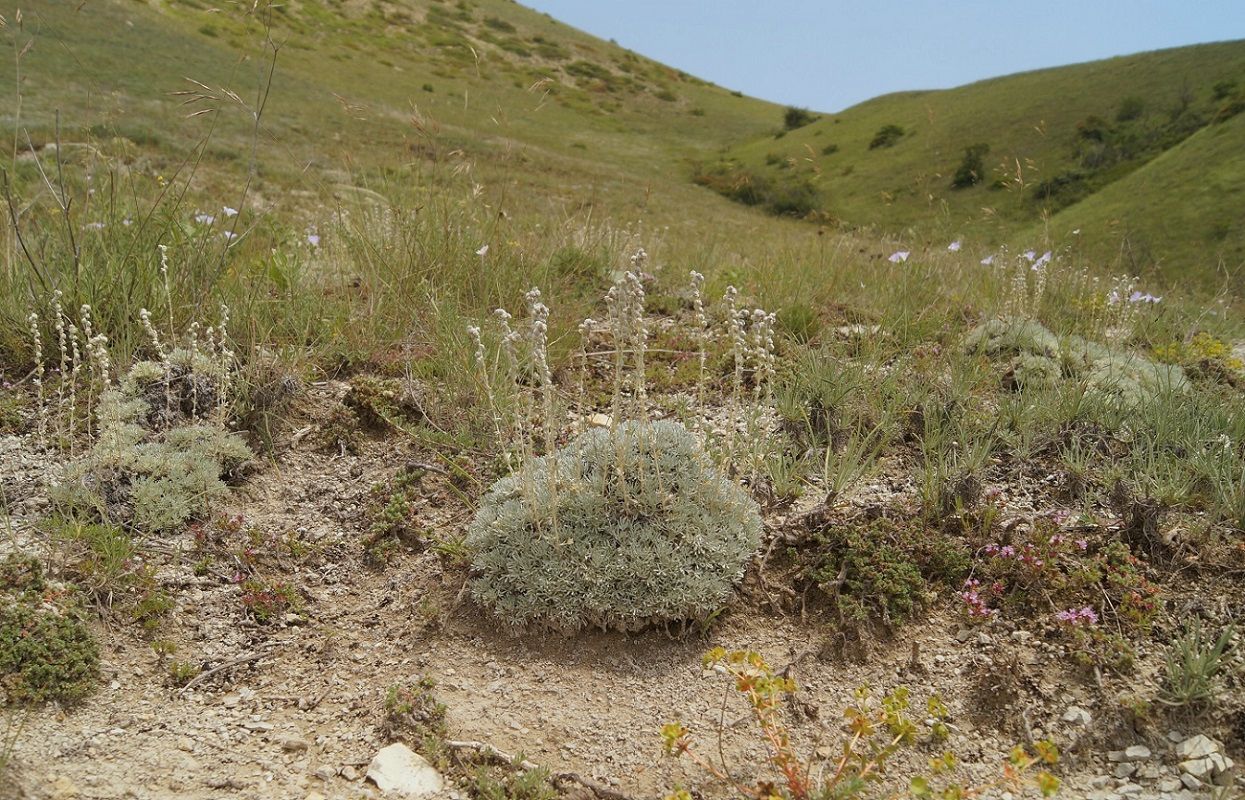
[
  {"xmin": 1091, "ymin": 775, "xmax": 1111, "ymax": 789},
  {"xmin": 1175, "ymin": 735, "xmax": 1219, "ymax": 761},
  {"xmin": 1108, "ymin": 750, "xmax": 1128, "ymax": 763},
  {"xmin": 1062, "ymin": 706, "xmax": 1092, "ymax": 726},
  {"xmin": 366, "ymin": 743, "xmax": 444, "ymax": 797},
  {"xmin": 1158, "ymin": 776, "xmax": 1183, "ymax": 792},
  {"xmin": 242, "ymin": 721, "xmax": 274, "ymax": 732},
  {"xmin": 587, "ymin": 413, "xmax": 611, "ymax": 429},
  {"xmin": 279, "ymin": 734, "xmax": 310, "ymax": 752},
  {"xmin": 313, "ymin": 766, "xmax": 336, "ymax": 782},
  {"xmin": 177, "ymin": 736, "xmax": 194, "ymax": 752},
  {"xmin": 1167, "ymin": 730, "xmax": 1184, "ymax": 743},
  {"xmin": 1123, "ymin": 744, "xmax": 1151, "ymax": 761},
  {"xmin": 1116, "ymin": 783, "xmax": 1142, "ymax": 796},
  {"xmin": 305, "ymin": 793, "xmax": 326, "ymax": 800},
  {"xmin": 342, "ymin": 766, "xmax": 359, "ymax": 781},
  {"xmin": 1180, "ymin": 773, "xmax": 1201, "ymax": 790},
  {"xmin": 1113, "ymin": 763, "xmax": 1136, "ymax": 779}
]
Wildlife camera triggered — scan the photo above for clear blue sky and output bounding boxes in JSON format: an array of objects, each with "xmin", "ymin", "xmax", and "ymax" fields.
[{"xmin": 520, "ymin": 1, "xmax": 1245, "ymax": 112}]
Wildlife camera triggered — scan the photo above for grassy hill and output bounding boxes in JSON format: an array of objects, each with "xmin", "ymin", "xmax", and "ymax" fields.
[
  {"xmin": 710, "ymin": 40, "xmax": 1245, "ymax": 289},
  {"xmin": 4, "ymin": 0, "xmax": 782, "ymax": 200}
]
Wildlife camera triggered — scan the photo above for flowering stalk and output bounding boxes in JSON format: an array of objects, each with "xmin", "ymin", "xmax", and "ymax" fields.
[
  {"xmin": 688, "ymin": 271, "xmax": 708, "ymax": 438},
  {"xmin": 28, "ymin": 311, "xmax": 45, "ymax": 443}
]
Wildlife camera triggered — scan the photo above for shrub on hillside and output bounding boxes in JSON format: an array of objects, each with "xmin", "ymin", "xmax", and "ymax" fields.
[
  {"xmin": 1116, "ymin": 95, "xmax": 1146, "ymax": 122},
  {"xmin": 783, "ymin": 106, "xmax": 817, "ymax": 130},
  {"xmin": 466, "ymin": 420, "xmax": 762, "ymax": 632},
  {"xmin": 868, "ymin": 124, "xmax": 905, "ymax": 149},
  {"xmin": 692, "ymin": 162, "xmax": 823, "ymax": 218},
  {"xmin": 951, "ymin": 142, "xmax": 990, "ymax": 188}
]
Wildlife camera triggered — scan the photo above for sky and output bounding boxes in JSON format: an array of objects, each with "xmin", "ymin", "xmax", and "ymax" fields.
[{"xmin": 520, "ymin": 1, "xmax": 1245, "ymax": 112}]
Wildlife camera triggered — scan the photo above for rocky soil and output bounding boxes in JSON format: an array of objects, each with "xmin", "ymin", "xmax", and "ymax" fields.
[{"xmin": 1, "ymin": 381, "xmax": 1241, "ymax": 800}]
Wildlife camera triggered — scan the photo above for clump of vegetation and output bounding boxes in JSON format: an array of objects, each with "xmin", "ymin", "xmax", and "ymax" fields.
[
  {"xmin": 692, "ymin": 162, "xmax": 822, "ymax": 217},
  {"xmin": 663, "ymin": 648, "xmax": 1060, "ymax": 800},
  {"xmin": 382, "ymin": 676, "xmax": 450, "ymax": 767},
  {"xmin": 55, "ymin": 350, "xmax": 252, "ymax": 533},
  {"xmin": 1160, "ymin": 621, "xmax": 1236, "ymax": 709},
  {"xmin": 238, "ymin": 578, "xmax": 300, "ymax": 623},
  {"xmin": 783, "ymin": 106, "xmax": 817, "ymax": 130},
  {"xmin": 952, "ymin": 142, "xmax": 990, "ymax": 188},
  {"xmin": 364, "ymin": 466, "xmax": 431, "ymax": 565},
  {"xmin": 964, "ymin": 317, "xmax": 1188, "ymax": 403},
  {"xmin": 345, "ymin": 375, "xmax": 427, "ymax": 431},
  {"xmin": 1, "ymin": 555, "xmax": 99, "ymax": 706},
  {"xmin": 960, "ymin": 525, "xmax": 1161, "ymax": 671},
  {"xmin": 467, "ymin": 419, "xmax": 763, "ymax": 631},
  {"xmin": 868, "ymin": 123, "xmax": 905, "ymax": 149},
  {"xmin": 1153, "ymin": 331, "xmax": 1244, "ymax": 384},
  {"xmin": 802, "ymin": 518, "xmax": 969, "ymax": 627},
  {"xmin": 46, "ymin": 517, "xmax": 172, "ymax": 631}
]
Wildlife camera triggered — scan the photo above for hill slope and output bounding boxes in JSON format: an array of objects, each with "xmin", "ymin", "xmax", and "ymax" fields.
[
  {"xmin": 713, "ymin": 40, "xmax": 1245, "ymax": 287},
  {"xmin": 3, "ymin": 0, "xmax": 782, "ymax": 196}
]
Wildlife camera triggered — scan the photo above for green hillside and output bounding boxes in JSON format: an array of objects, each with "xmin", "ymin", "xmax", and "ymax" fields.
[
  {"xmin": 1028, "ymin": 109, "xmax": 1245, "ymax": 285},
  {"xmin": 3, "ymin": 0, "xmax": 781, "ymax": 202},
  {"xmin": 710, "ymin": 40, "xmax": 1245, "ymax": 288}
]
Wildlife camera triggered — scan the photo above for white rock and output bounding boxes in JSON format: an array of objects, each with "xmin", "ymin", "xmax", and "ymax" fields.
[
  {"xmin": 1157, "ymin": 776, "xmax": 1183, "ymax": 792},
  {"xmin": 1175, "ymin": 735, "xmax": 1219, "ymax": 761},
  {"xmin": 1180, "ymin": 758, "xmax": 1215, "ymax": 781},
  {"xmin": 366, "ymin": 743, "xmax": 444, "ymax": 797},
  {"xmin": 1180, "ymin": 772, "xmax": 1201, "ymax": 790},
  {"xmin": 1062, "ymin": 706, "xmax": 1092, "ymax": 726},
  {"xmin": 1116, "ymin": 783, "xmax": 1142, "ymax": 796},
  {"xmin": 1123, "ymin": 744, "xmax": 1151, "ymax": 761},
  {"xmin": 1113, "ymin": 763, "xmax": 1136, "ymax": 779}
]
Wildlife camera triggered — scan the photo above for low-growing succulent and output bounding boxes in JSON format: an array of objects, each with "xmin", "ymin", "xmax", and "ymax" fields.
[
  {"xmin": 466, "ymin": 419, "xmax": 762, "ymax": 632},
  {"xmin": 1, "ymin": 559, "xmax": 98, "ymax": 706}
]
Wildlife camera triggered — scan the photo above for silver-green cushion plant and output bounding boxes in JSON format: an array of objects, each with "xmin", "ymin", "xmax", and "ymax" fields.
[
  {"xmin": 55, "ymin": 350, "xmax": 252, "ymax": 533},
  {"xmin": 964, "ymin": 317, "xmax": 1188, "ymax": 402},
  {"xmin": 466, "ymin": 419, "xmax": 763, "ymax": 632}
]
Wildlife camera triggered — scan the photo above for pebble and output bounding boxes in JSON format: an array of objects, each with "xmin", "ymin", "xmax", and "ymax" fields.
[
  {"xmin": 1061, "ymin": 705, "xmax": 1092, "ymax": 726},
  {"xmin": 177, "ymin": 736, "xmax": 194, "ymax": 752},
  {"xmin": 279, "ymin": 734, "xmax": 311, "ymax": 752},
  {"xmin": 1158, "ymin": 776, "xmax": 1183, "ymax": 792},
  {"xmin": 1123, "ymin": 744, "xmax": 1151, "ymax": 761}
]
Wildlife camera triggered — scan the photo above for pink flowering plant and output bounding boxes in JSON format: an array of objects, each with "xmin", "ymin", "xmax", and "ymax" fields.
[{"xmin": 958, "ymin": 517, "xmax": 1161, "ymax": 670}]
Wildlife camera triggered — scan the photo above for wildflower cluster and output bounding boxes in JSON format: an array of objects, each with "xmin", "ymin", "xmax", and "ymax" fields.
[{"xmin": 960, "ymin": 520, "xmax": 1160, "ymax": 670}]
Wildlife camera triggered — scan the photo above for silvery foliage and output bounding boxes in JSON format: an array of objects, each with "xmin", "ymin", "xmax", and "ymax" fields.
[
  {"xmin": 55, "ymin": 351, "xmax": 251, "ymax": 533},
  {"xmin": 964, "ymin": 317, "xmax": 1187, "ymax": 402},
  {"xmin": 467, "ymin": 419, "xmax": 762, "ymax": 632}
]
